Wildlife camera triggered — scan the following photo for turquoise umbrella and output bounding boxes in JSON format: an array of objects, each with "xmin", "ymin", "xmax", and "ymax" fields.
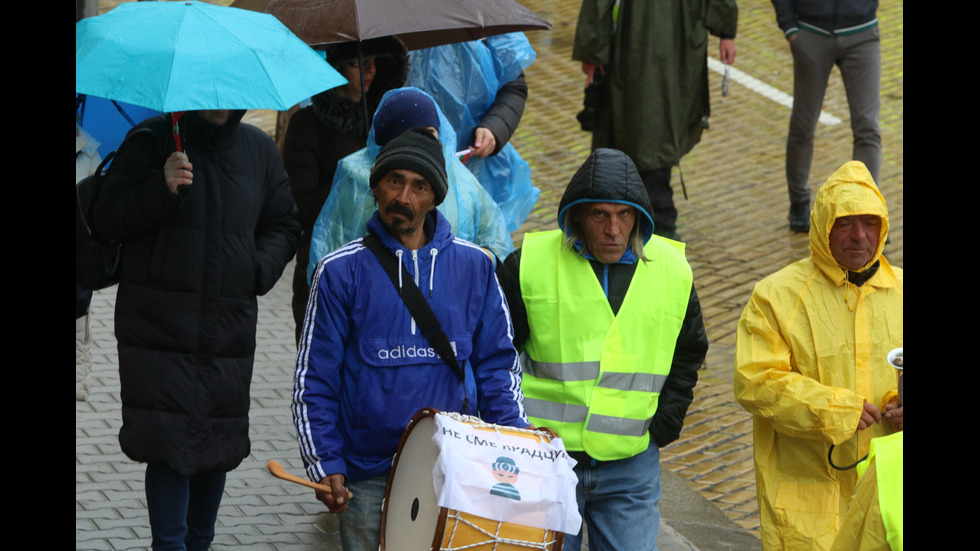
[{"xmin": 75, "ymin": 1, "xmax": 347, "ymax": 113}]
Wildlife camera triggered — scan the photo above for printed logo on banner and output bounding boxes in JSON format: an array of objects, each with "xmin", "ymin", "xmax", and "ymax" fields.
[
  {"xmin": 488, "ymin": 456, "xmax": 522, "ymax": 500},
  {"xmin": 431, "ymin": 414, "xmax": 582, "ymax": 534}
]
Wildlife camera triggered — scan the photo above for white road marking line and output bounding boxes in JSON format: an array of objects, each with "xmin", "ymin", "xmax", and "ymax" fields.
[{"xmin": 708, "ymin": 57, "xmax": 842, "ymax": 126}]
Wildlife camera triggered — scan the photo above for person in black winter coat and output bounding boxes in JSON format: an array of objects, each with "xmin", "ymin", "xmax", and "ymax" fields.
[{"xmin": 93, "ymin": 109, "xmax": 300, "ymax": 551}]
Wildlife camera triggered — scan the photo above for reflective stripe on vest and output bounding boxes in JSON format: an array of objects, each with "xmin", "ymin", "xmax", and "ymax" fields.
[
  {"xmin": 523, "ymin": 357, "xmax": 669, "ymax": 392},
  {"xmin": 519, "ymin": 229, "xmax": 692, "ymax": 461}
]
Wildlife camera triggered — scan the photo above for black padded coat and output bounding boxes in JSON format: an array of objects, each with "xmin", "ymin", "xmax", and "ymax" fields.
[{"xmin": 93, "ymin": 111, "xmax": 301, "ymax": 475}]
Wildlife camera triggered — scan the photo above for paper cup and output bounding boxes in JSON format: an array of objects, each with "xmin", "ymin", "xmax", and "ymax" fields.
[{"xmin": 887, "ymin": 347, "xmax": 903, "ymax": 404}]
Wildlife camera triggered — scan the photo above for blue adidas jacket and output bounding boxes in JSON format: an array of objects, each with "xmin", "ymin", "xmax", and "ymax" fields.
[{"xmin": 293, "ymin": 209, "xmax": 528, "ymax": 484}]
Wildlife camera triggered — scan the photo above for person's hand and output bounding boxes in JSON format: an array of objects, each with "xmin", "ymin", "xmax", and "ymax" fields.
[
  {"xmin": 883, "ymin": 399, "xmax": 903, "ymax": 431},
  {"xmin": 857, "ymin": 400, "xmax": 882, "ymax": 431},
  {"xmin": 528, "ymin": 424, "xmax": 560, "ymax": 441},
  {"xmin": 719, "ymin": 38, "xmax": 737, "ymax": 65},
  {"xmin": 471, "ymin": 127, "xmax": 497, "ymax": 158},
  {"xmin": 164, "ymin": 151, "xmax": 193, "ymax": 194},
  {"xmin": 787, "ymin": 33, "xmax": 797, "ymax": 44},
  {"xmin": 316, "ymin": 474, "xmax": 352, "ymax": 513},
  {"xmin": 582, "ymin": 63, "xmax": 605, "ymax": 87}
]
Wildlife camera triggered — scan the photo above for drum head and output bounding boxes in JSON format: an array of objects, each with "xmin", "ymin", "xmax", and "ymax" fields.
[{"xmin": 381, "ymin": 409, "xmax": 442, "ymax": 551}]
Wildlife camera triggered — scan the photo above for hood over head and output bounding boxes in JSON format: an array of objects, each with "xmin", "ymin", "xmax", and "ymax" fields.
[
  {"xmin": 366, "ymin": 87, "xmax": 458, "ymax": 162},
  {"xmin": 810, "ymin": 160, "xmax": 890, "ymax": 278},
  {"xmin": 557, "ymin": 148, "xmax": 656, "ymax": 244},
  {"xmin": 181, "ymin": 109, "xmax": 246, "ymax": 148},
  {"xmin": 372, "ymin": 88, "xmax": 440, "ymax": 147}
]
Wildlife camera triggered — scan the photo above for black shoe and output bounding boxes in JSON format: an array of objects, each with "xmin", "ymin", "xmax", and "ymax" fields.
[{"xmin": 789, "ymin": 201, "xmax": 810, "ymax": 233}]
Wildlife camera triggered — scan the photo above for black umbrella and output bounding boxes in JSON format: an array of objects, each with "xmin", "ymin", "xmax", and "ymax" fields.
[{"xmin": 232, "ymin": 0, "xmax": 550, "ymax": 50}]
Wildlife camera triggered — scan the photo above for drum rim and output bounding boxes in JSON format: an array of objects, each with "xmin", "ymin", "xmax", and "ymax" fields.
[{"xmin": 380, "ymin": 407, "xmax": 444, "ymax": 551}]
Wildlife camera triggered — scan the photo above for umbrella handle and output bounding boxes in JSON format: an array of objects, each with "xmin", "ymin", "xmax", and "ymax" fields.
[{"xmin": 171, "ymin": 112, "xmax": 185, "ymax": 152}]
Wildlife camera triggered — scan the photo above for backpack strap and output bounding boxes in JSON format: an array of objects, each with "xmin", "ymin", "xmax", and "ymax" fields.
[
  {"xmin": 83, "ymin": 126, "xmax": 160, "ymax": 230},
  {"xmin": 362, "ymin": 233, "xmax": 467, "ymax": 387},
  {"xmin": 76, "ymin": 149, "xmax": 117, "ymax": 238}
]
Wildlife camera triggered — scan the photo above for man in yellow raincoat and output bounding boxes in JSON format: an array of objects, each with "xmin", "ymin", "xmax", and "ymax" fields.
[{"xmin": 734, "ymin": 160, "xmax": 902, "ymax": 550}]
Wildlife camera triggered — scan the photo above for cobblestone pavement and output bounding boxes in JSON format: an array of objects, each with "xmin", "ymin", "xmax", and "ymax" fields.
[{"xmin": 78, "ymin": 0, "xmax": 902, "ymax": 548}]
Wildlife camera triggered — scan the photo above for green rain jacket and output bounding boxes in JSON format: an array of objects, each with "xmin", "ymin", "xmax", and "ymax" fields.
[{"xmin": 572, "ymin": 0, "xmax": 738, "ymax": 171}]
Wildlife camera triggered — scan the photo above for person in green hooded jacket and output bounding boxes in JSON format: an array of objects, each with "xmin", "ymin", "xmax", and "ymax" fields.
[{"xmin": 573, "ymin": 0, "xmax": 738, "ymax": 241}]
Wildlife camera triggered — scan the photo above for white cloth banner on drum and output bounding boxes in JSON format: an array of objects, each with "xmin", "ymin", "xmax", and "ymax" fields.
[{"xmin": 431, "ymin": 413, "xmax": 582, "ymax": 534}]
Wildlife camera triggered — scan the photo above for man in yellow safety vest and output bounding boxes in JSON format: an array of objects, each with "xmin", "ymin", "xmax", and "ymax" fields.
[{"xmin": 496, "ymin": 148, "xmax": 708, "ymax": 550}]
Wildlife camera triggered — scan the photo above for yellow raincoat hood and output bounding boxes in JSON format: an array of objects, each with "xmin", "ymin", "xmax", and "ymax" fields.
[
  {"xmin": 734, "ymin": 161, "xmax": 902, "ymax": 550},
  {"xmin": 810, "ymin": 161, "xmax": 890, "ymax": 282}
]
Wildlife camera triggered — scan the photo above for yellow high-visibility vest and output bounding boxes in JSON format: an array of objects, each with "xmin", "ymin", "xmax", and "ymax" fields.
[
  {"xmin": 519, "ymin": 230, "xmax": 691, "ymax": 460},
  {"xmin": 858, "ymin": 431, "xmax": 903, "ymax": 551}
]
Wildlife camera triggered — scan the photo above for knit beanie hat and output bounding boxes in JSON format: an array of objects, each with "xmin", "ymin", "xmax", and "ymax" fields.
[
  {"xmin": 370, "ymin": 127, "xmax": 448, "ymax": 206},
  {"xmin": 373, "ymin": 89, "xmax": 440, "ymax": 147}
]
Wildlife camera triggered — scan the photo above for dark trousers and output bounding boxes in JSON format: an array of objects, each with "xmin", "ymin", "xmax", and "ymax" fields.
[
  {"xmin": 640, "ymin": 167, "xmax": 677, "ymax": 235},
  {"xmin": 145, "ymin": 464, "xmax": 226, "ymax": 551},
  {"xmin": 292, "ymin": 261, "xmax": 309, "ymax": 345},
  {"xmin": 787, "ymin": 26, "xmax": 881, "ymax": 204},
  {"xmin": 292, "ymin": 239, "xmax": 312, "ymax": 345}
]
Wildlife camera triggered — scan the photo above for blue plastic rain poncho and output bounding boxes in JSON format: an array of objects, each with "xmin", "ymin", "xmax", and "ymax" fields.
[
  {"xmin": 307, "ymin": 87, "xmax": 515, "ymax": 283},
  {"xmin": 407, "ymin": 33, "xmax": 539, "ymax": 232}
]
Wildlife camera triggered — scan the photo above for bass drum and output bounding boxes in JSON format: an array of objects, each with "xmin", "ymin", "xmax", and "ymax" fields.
[{"xmin": 380, "ymin": 408, "xmax": 564, "ymax": 550}]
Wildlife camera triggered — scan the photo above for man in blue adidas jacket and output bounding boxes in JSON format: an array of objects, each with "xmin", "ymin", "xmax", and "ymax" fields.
[{"xmin": 293, "ymin": 127, "xmax": 528, "ymax": 551}]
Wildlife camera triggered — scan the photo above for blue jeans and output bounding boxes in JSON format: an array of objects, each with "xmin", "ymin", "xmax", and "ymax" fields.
[
  {"xmin": 144, "ymin": 464, "xmax": 226, "ymax": 551},
  {"xmin": 339, "ymin": 474, "xmax": 388, "ymax": 551},
  {"xmin": 563, "ymin": 444, "xmax": 662, "ymax": 551}
]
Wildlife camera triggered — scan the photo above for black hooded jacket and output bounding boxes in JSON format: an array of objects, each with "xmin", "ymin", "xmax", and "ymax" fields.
[
  {"xmin": 283, "ymin": 36, "xmax": 410, "ymax": 340},
  {"xmin": 497, "ymin": 149, "xmax": 707, "ymax": 448},
  {"xmin": 93, "ymin": 111, "xmax": 301, "ymax": 475}
]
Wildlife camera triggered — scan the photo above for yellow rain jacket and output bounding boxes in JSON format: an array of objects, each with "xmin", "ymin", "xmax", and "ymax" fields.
[{"xmin": 734, "ymin": 161, "xmax": 903, "ymax": 551}]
